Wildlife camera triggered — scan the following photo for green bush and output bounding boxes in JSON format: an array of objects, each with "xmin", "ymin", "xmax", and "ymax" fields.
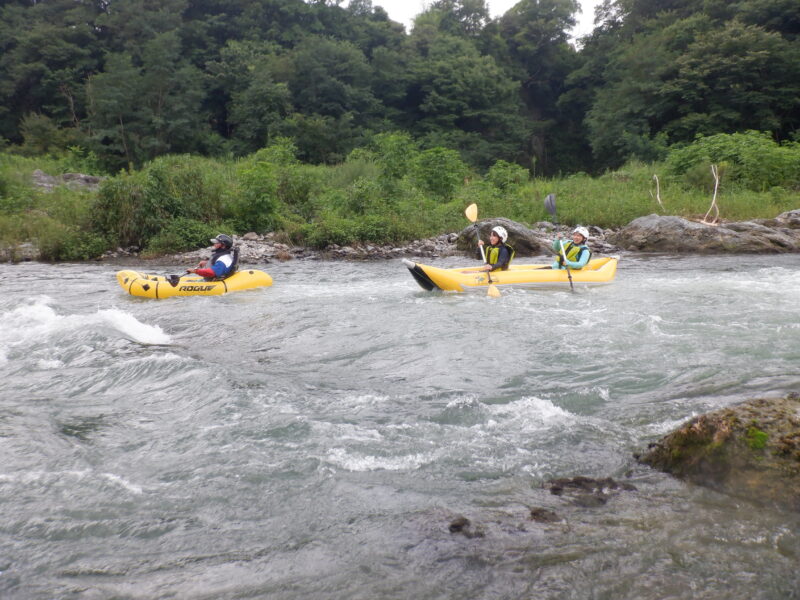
[
  {"xmin": 666, "ymin": 131, "xmax": 800, "ymax": 191},
  {"xmin": 15, "ymin": 213, "xmax": 109, "ymax": 262},
  {"xmin": 486, "ymin": 160, "xmax": 529, "ymax": 190},
  {"xmin": 370, "ymin": 132, "xmax": 419, "ymax": 181},
  {"xmin": 227, "ymin": 159, "xmax": 279, "ymax": 232},
  {"xmin": 92, "ymin": 155, "xmax": 231, "ymax": 248},
  {"xmin": 143, "ymin": 218, "xmax": 219, "ymax": 256},
  {"xmin": 410, "ymin": 147, "xmax": 470, "ymax": 200},
  {"xmin": 304, "ymin": 211, "xmax": 360, "ymax": 248}
]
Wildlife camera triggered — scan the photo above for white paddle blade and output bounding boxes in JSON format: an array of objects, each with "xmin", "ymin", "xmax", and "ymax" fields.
[{"xmin": 465, "ymin": 203, "xmax": 478, "ymax": 223}]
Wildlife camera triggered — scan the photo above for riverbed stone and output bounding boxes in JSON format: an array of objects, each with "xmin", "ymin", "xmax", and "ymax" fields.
[{"xmin": 637, "ymin": 393, "xmax": 800, "ymax": 510}]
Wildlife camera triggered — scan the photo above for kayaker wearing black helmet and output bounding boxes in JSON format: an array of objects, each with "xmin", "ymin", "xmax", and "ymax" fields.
[{"xmin": 188, "ymin": 234, "xmax": 238, "ymax": 279}]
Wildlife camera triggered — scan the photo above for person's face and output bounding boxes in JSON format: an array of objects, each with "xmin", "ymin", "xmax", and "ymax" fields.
[
  {"xmin": 572, "ymin": 232, "xmax": 584, "ymax": 243},
  {"xmin": 490, "ymin": 232, "xmax": 500, "ymax": 243}
]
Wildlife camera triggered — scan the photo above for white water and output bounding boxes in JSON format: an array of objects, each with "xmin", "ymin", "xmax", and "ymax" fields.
[{"xmin": 0, "ymin": 254, "xmax": 799, "ymax": 599}]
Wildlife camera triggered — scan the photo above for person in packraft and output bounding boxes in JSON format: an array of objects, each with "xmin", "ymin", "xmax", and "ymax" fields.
[
  {"xmin": 552, "ymin": 226, "xmax": 591, "ymax": 270},
  {"xmin": 187, "ymin": 234, "xmax": 238, "ymax": 279},
  {"xmin": 476, "ymin": 225, "xmax": 515, "ymax": 272}
]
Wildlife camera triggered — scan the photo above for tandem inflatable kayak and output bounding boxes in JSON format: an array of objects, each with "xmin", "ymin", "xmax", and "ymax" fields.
[
  {"xmin": 116, "ymin": 269, "xmax": 273, "ymax": 299},
  {"xmin": 402, "ymin": 256, "xmax": 618, "ymax": 292}
]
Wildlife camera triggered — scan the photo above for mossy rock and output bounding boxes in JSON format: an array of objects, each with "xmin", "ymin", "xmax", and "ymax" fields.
[{"xmin": 637, "ymin": 393, "xmax": 800, "ymax": 510}]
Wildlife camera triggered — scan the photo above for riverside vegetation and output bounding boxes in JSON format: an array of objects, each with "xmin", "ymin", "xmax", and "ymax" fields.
[{"xmin": 1, "ymin": 131, "xmax": 798, "ymax": 262}]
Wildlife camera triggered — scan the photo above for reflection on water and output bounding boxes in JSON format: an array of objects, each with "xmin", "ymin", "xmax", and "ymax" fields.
[{"xmin": 0, "ymin": 254, "xmax": 799, "ymax": 599}]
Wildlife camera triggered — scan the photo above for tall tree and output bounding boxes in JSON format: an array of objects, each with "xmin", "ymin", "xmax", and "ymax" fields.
[
  {"xmin": 495, "ymin": 0, "xmax": 582, "ymax": 173},
  {"xmin": 86, "ymin": 32, "xmax": 207, "ymax": 168},
  {"xmin": 0, "ymin": 0, "xmax": 102, "ymax": 142},
  {"xmin": 404, "ymin": 30, "xmax": 527, "ymax": 167}
]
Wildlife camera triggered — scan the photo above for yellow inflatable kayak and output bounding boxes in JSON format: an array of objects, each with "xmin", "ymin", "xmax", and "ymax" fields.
[
  {"xmin": 116, "ymin": 269, "xmax": 273, "ymax": 299},
  {"xmin": 402, "ymin": 256, "xmax": 618, "ymax": 292}
]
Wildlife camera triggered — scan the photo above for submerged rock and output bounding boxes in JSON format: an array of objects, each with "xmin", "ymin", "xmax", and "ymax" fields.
[{"xmin": 637, "ymin": 393, "xmax": 800, "ymax": 510}]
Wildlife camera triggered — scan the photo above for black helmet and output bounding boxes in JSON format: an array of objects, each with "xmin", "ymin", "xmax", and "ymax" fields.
[{"xmin": 211, "ymin": 234, "xmax": 233, "ymax": 249}]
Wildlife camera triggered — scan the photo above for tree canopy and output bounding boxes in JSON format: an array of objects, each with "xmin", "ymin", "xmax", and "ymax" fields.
[{"xmin": 0, "ymin": 0, "xmax": 797, "ymax": 174}]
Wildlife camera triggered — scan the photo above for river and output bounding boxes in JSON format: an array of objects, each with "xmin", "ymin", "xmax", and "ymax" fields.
[{"xmin": 1, "ymin": 253, "xmax": 799, "ymax": 599}]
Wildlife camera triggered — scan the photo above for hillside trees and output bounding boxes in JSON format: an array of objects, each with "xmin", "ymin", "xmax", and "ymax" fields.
[
  {"xmin": 582, "ymin": 0, "xmax": 800, "ymax": 169},
  {"xmin": 85, "ymin": 33, "xmax": 208, "ymax": 169},
  {"xmin": 0, "ymin": 0, "xmax": 103, "ymax": 142},
  {"xmin": 493, "ymin": 0, "xmax": 584, "ymax": 173},
  {"xmin": 0, "ymin": 0, "xmax": 798, "ymax": 179}
]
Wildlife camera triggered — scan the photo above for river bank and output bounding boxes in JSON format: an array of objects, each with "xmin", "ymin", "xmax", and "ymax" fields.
[{"xmin": 4, "ymin": 209, "xmax": 798, "ymax": 265}]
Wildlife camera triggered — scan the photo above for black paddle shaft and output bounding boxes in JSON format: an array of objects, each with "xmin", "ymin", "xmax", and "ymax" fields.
[{"xmin": 543, "ymin": 193, "xmax": 575, "ymax": 292}]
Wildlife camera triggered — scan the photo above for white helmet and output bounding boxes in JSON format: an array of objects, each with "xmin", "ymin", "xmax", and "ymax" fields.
[
  {"xmin": 491, "ymin": 225, "xmax": 508, "ymax": 243},
  {"xmin": 572, "ymin": 226, "xmax": 589, "ymax": 241}
]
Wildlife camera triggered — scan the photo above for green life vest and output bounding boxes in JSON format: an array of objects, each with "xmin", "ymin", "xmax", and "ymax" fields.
[
  {"xmin": 486, "ymin": 243, "xmax": 515, "ymax": 270},
  {"xmin": 557, "ymin": 241, "xmax": 590, "ymax": 268}
]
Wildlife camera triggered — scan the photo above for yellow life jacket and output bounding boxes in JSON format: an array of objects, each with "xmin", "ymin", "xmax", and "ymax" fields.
[
  {"xmin": 557, "ymin": 241, "xmax": 590, "ymax": 268},
  {"xmin": 486, "ymin": 243, "xmax": 515, "ymax": 270}
]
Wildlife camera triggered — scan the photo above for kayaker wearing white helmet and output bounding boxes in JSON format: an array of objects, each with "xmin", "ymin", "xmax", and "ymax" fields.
[
  {"xmin": 477, "ymin": 225, "xmax": 515, "ymax": 272},
  {"xmin": 552, "ymin": 226, "xmax": 591, "ymax": 270}
]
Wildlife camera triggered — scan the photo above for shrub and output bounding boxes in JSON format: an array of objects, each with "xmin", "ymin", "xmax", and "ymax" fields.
[
  {"xmin": 304, "ymin": 211, "xmax": 360, "ymax": 248},
  {"xmin": 410, "ymin": 147, "xmax": 470, "ymax": 200},
  {"xmin": 666, "ymin": 131, "xmax": 800, "ymax": 191},
  {"xmin": 486, "ymin": 160, "xmax": 529, "ymax": 190},
  {"xmin": 92, "ymin": 155, "xmax": 230, "ymax": 248},
  {"xmin": 227, "ymin": 159, "xmax": 279, "ymax": 232},
  {"xmin": 143, "ymin": 218, "xmax": 218, "ymax": 256},
  {"xmin": 370, "ymin": 131, "xmax": 419, "ymax": 180}
]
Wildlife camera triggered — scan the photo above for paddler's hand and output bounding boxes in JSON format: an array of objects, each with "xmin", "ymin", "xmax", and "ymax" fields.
[
  {"xmin": 478, "ymin": 240, "xmax": 485, "ymax": 247},
  {"xmin": 186, "ymin": 269, "xmax": 195, "ymax": 274}
]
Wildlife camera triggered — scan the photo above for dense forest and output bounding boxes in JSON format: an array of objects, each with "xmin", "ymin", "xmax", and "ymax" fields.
[
  {"xmin": 1, "ymin": 0, "xmax": 799, "ymax": 260},
  {"xmin": 2, "ymin": 0, "xmax": 798, "ymax": 174}
]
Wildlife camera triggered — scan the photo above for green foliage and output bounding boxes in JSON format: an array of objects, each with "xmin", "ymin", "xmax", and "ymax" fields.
[
  {"xmin": 302, "ymin": 210, "xmax": 415, "ymax": 249},
  {"xmin": 410, "ymin": 147, "xmax": 470, "ymax": 199},
  {"xmin": 666, "ymin": 131, "xmax": 800, "ymax": 191},
  {"xmin": 17, "ymin": 113, "xmax": 80, "ymax": 157},
  {"xmin": 143, "ymin": 218, "xmax": 218, "ymax": 256},
  {"xmin": 0, "ymin": 209, "xmax": 107, "ymax": 262},
  {"xmin": 38, "ymin": 228, "xmax": 108, "ymax": 262},
  {"xmin": 228, "ymin": 159, "xmax": 279, "ymax": 233},
  {"xmin": 486, "ymin": 160, "xmax": 529, "ymax": 190},
  {"xmin": 91, "ymin": 155, "xmax": 232, "ymax": 248},
  {"xmin": 370, "ymin": 132, "xmax": 419, "ymax": 181}
]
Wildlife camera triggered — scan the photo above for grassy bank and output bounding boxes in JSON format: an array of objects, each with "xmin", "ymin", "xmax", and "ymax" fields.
[{"xmin": 1, "ymin": 132, "xmax": 798, "ymax": 261}]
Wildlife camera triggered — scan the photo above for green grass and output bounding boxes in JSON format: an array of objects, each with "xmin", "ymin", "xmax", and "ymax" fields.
[{"xmin": 1, "ymin": 148, "xmax": 797, "ymax": 260}]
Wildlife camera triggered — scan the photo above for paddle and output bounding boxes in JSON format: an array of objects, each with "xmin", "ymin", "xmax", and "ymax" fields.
[
  {"xmin": 543, "ymin": 193, "xmax": 575, "ymax": 293},
  {"xmin": 464, "ymin": 203, "xmax": 501, "ymax": 298}
]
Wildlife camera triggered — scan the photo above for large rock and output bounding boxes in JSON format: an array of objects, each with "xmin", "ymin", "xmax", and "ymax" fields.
[
  {"xmin": 609, "ymin": 212, "xmax": 800, "ymax": 253},
  {"xmin": 456, "ymin": 218, "xmax": 548, "ymax": 258},
  {"xmin": 31, "ymin": 169, "xmax": 105, "ymax": 192},
  {"xmin": 637, "ymin": 393, "xmax": 800, "ymax": 510},
  {"xmin": 0, "ymin": 242, "xmax": 40, "ymax": 262}
]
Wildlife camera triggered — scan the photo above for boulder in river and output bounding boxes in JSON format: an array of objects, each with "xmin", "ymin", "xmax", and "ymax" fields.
[
  {"xmin": 608, "ymin": 211, "xmax": 800, "ymax": 253},
  {"xmin": 456, "ymin": 217, "xmax": 547, "ymax": 257},
  {"xmin": 637, "ymin": 393, "xmax": 800, "ymax": 510}
]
